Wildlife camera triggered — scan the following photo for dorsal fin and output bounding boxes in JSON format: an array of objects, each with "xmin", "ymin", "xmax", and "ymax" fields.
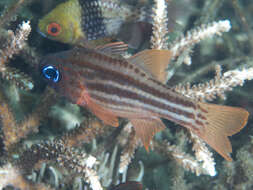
[
  {"xmin": 130, "ymin": 117, "xmax": 166, "ymax": 151},
  {"xmin": 127, "ymin": 49, "xmax": 172, "ymax": 83},
  {"xmin": 95, "ymin": 41, "xmax": 128, "ymax": 56}
]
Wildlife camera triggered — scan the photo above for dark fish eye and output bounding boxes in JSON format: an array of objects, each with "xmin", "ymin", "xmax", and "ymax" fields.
[
  {"xmin": 51, "ymin": 27, "xmax": 58, "ymax": 33},
  {"xmin": 42, "ymin": 65, "xmax": 60, "ymax": 83},
  {"xmin": 47, "ymin": 22, "xmax": 61, "ymax": 36}
]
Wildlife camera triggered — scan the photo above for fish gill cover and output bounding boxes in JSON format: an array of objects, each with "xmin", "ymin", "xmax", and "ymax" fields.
[{"xmin": 0, "ymin": 0, "xmax": 253, "ymax": 190}]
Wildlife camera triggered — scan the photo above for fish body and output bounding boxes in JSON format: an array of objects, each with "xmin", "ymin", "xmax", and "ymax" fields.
[
  {"xmin": 38, "ymin": 0, "xmax": 148, "ymax": 45},
  {"xmin": 40, "ymin": 46, "xmax": 249, "ymax": 161}
]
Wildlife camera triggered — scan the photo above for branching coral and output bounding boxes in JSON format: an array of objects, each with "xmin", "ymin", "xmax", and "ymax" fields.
[
  {"xmin": 174, "ymin": 65, "xmax": 253, "ymax": 101},
  {"xmin": 150, "ymin": 0, "xmax": 168, "ymax": 50},
  {"xmin": 18, "ymin": 138, "xmax": 103, "ymax": 190},
  {"xmin": 0, "ymin": 86, "xmax": 55, "ymax": 151},
  {"xmin": 168, "ymin": 20, "xmax": 231, "ymax": 59},
  {"xmin": 0, "ymin": 21, "xmax": 33, "ymax": 90}
]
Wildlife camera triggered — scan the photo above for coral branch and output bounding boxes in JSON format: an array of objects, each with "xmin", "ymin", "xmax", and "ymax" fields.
[
  {"xmin": 154, "ymin": 140, "xmax": 216, "ymax": 176},
  {"xmin": 169, "ymin": 20, "xmax": 231, "ymax": 58},
  {"xmin": 0, "ymin": 21, "xmax": 33, "ymax": 90},
  {"xmin": 119, "ymin": 123, "xmax": 140, "ymax": 173},
  {"xmin": 62, "ymin": 117, "xmax": 109, "ymax": 148},
  {"xmin": 0, "ymin": 87, "xmax": 55, "ymax": 150},
  {"xmin": 0, "ymin": 0, "xmax": 25, "ymax": 28},
  {"xmin": 0, "ymin": 98, "xmax": 39, "ymax": 149},
  {"xmin": 150, "ymin": 0, "xmax": 169, "ymax": 49},
  {"xmin": 0, "ymin": 21, "xmax": 31, "ymax": 65},
  {"xmin": 18, "ymin": 139, "xmax": 103, "ymax": 190},
  {"xmin": 190, "ymin": 131, "xmax": 216, "ymax": 176},
  {"xmin": 174, "ymin": 65, "xmax": 253, "ymax": 101},
  {"xmin": 0, "ymin": 163, "xmax": 34, "ymax": 190}
]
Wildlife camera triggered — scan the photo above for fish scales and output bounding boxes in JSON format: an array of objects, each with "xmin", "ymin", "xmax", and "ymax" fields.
[
  {"xmin": 63, "ymin": 48, "xmax": 195, "ymax": 111},
  {"xmin": 40, "ymin": 46, "xmax": 249, "ymax": 161},
  {"xmin": 47, "ymin": 48, "xmax": 200, "ymax": 126},
  {"xmin": 83, "ymin": 76, "xmax": 196, "ymax": 118},
  {"xmin": 78, "ymin": 0, "xmax": 107, "ymax": 40},
  {"xmin": 86, "ymin": 81, "xmax": 196, "ymax": 121},
  {"xmin": 78, "ymin": 0, "xmax": 139, "ymax": 38}
]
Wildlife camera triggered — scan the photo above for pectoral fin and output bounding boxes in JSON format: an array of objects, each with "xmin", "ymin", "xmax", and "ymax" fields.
[
  {"xmin": 87, "ymin": 99, "xmax": 119, "ymax": 127},
  {"xmin": 75, "ymin": 83, "xmax": 119, "ymax": 127},
  {"xmin": 130, "ymin": 117, "xmax": 166, "ymax": 151},
  {"xmin": 127, "ymin": 49, "xmax": 172, "ymax": 83}
]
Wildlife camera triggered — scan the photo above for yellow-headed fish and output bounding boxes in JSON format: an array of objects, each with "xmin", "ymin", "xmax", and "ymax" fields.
[{"xmin": 38, "ymin": 0, "xmax": 149, "ymax": 45}]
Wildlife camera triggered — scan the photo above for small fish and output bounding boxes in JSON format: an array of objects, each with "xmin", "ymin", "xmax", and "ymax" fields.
[
  {"xmin": 40, "ymin": 43, "xmax": 249, "ymax": 161},
  {"xmin": 110, "ymin": 181, "xmax": 142, "ymax": 190},
  {"xmin": 38, "ymin": 0, "xmax": 150, "ymax": 45}
]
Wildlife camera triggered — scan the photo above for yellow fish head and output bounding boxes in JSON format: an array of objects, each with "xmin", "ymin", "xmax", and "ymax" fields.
[{"xmin": 38, "ymin": 0, "xmax": 84, "ymax": 44}]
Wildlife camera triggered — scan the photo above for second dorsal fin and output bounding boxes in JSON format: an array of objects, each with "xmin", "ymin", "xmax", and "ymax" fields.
[{"xmin": 127, "ymin": 49, "xmax": 172, "ymax": 83}]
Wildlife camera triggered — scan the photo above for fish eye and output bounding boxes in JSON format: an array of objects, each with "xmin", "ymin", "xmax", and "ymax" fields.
[
  {"xmin": 42, "ymin": 65, "xmax": 60, "ymax": 83},
  {"xmin": 47, "ymin": 22, "xmax": 61, "ymax": 36}
]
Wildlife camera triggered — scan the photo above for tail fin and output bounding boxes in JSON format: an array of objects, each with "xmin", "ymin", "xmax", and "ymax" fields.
[{"xmin": 196, "ymin": 102, "xmax": 249, "ymax": 161}]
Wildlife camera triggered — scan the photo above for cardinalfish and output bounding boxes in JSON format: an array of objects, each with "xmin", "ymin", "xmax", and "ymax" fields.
[
  {"xmin": 38, "ymin": 0, "xmax": 150, "ymax": 45},
  {"xmin": 40, "ymin": 42, "xmax": 249, "ymax": 161}
]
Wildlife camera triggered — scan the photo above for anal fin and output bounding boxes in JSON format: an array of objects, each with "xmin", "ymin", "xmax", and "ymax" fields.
[{"xmin": 130, "ymin": 117, "xmax": 166, "ymax": 151}]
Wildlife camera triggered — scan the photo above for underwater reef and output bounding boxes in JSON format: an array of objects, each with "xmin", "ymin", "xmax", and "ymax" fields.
[{"xmin": 0, "ymin": 0, "xmax": 253, "ymax": 190}]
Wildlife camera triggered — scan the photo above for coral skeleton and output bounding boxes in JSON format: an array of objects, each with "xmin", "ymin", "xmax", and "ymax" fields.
[
  {"xmin": 169, "ymin": 20, "xmax": 231, "ymax": 58},
  {"xmin": 119, "ymin": 123, "xmax": 140, "ymax": 173},
  {"xmin": 0, "ymin": 21, "xmax": 33, "ymax": 90},
  {"xmin": 150, "ymin": 0, "xmax": 169, "ymax": 49},
  {"xmin": 174, "ymin": 65, "xmax": 253, "ymax": 101}
]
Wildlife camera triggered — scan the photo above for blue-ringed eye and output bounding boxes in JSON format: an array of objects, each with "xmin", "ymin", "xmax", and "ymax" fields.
[{"xmin": 42, "ymin": 65, "xmax": 60, "ymax": 83}]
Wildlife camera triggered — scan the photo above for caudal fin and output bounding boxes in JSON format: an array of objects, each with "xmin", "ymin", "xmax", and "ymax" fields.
[{"xmin": 196, "ymin": 102, "xmax": 249, "ymax": 161}]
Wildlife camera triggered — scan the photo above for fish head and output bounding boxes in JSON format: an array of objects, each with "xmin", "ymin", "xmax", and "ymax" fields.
[
  {"xmin": 38, "ymin": 0, "xmax": 84, "ymax": 44},
  {"xmin": 39, "ymin": 50, "xmax": 84, "ymax": 103}
]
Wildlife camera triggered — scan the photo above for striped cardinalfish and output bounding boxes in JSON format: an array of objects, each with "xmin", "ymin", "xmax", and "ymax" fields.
[
  {"xmin": 38, "ymin": 0, "xmax": 150, "ymax": 46},
  {"xmin": 40, "ymin": 42, "xmax": 249, "ymax": 161}
]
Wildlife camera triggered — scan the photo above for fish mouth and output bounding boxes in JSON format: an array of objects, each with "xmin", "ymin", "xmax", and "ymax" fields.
[{"xmin": 37, "ymin": 27, "xmax": 47, "ymax": 38}]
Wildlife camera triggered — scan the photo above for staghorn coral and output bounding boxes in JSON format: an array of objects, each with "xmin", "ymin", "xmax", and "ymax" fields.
[
  {"xmin": 0, "ymin": 0, "xmax": 253, "ymax": 190},
  {"xmin": 174, "ymin": 65, "xmax": 253, "ymax": 101},
  {"xmin": 0, "ymin": 20, "xmax": 33, "ymax": 90},
  {"xmin": 150, "ymin": 0, "xmax": 169, "ymax": 50},
  {"xmin": 0, "ymin": 85, "xmax": 55, "ymax": 151},
  {"xmin": 17, "ymin": 138, "xmax": 103, "ymax": 190},
  {"xmin": 0, "ymin": 163, "xmax": 55, "ymax": 190}
]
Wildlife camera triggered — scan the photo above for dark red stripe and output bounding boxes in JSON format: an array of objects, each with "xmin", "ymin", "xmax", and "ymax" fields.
[
  {"xmin": 62, "ymin": 54, "xmax": 196, "ymax": 111},
  {"xmin": 86, "ymin": 82, "xmax": 195, "ymax": 120}
]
